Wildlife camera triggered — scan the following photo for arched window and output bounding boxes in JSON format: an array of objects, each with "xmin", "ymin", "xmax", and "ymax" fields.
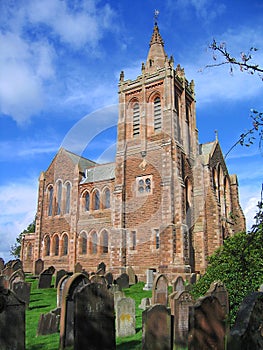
[
  {"xmin": 48, "ymin": 186, "xmax": 53, "ymax": 216},
  {"xmin": 27, "ymin": 243, "xmax": 32, "ymax": 260},
  {"xmin": 154, "ymin": 96, "xmax": 162, "ymax": 131},
  {"xmin": 44, "ymin": 236, "xmax": 50, "ymax": 256},
  {"xmin": 54, "ymin": 235, "xmax": 59, "ymax": 256},
  {"xmin": 102, "ymin": 230, "xmax": 109, "ymax": 253},
  {"xmin": 62, "ymin": 234, "xmax": 68, "ymax": 256},
  {"xmin": 91, "ymin": 232, "xmax": 98, "ymax": 254},
  {"xmin": 93, "ymin": 190, "xmax": 100, "ymax": 210},
  {"xmin": 65, "ymin": 183, "xmax": 71, "ymax": 214},
  {"xmin": 85, "ymin": 192, "xmax": 90, "ymax": 211},
  {"xmin": 80, "ymin": 232, "xmax": 87, "ymax": 254},
  {"xmin": 133, "ymin": 103, "xmax": 140, "ymax": 136},
  {"xmin": 104, "ymin": 189, "xmax": 111, "ymax": 209},
  {"xmin": 56, "ymin": 180, "xmax": 62, "ymax": 215}
]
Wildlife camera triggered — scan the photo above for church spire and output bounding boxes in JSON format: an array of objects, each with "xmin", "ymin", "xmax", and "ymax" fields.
[{"xmin": 145, "ymin": 13, "xmax": 167, "ymax": 72}]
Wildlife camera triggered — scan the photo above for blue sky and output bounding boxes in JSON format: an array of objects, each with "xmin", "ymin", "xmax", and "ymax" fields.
[{"xmin": 0, "ymin": 0, "xmax": 263, "ymax": 262}]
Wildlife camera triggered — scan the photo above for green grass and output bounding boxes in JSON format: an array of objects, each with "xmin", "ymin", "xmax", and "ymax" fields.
[{"xmin": 25, "ymin": 278, "xmax": 152, "ymax": 350}]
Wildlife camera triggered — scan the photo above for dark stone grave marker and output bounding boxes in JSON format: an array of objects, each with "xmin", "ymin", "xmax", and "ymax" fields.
[
  {"xmin": 34, "ymin": 258, "xmax": 44, "ymax": 275},
  {"xmin": 116, "ymin": 273, "xmax": 129, "ymax": 290},
  {"xmin": 105, "ymin": 272, "xmax": 113, "ymax": 286},
  {"xmin": 152, "ymin": 274, "xmax": 169, "ymax": 306},
  {"xmin": 12, "ymin": 281, "xmax": 31, "ymax": 307},
  {"xmin": 54, "ymin": 269, "xmax": 68, "ymax": 288}
]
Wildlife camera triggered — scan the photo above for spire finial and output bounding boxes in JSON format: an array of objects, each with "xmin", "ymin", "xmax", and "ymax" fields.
[
  {"xmin": 154, "ymin": 9, "xmax": 159, "ymax": 25},
  {"xmin": 215, "ymin": 130, "xmax": 218, "ymax": 141}
]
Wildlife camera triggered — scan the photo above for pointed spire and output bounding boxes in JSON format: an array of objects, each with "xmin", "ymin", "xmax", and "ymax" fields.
[{"xmin": 146, "ymin": 22, "xmax": 167, "ymax": 72}]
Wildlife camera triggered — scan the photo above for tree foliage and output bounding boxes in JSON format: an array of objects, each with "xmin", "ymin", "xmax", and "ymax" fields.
[
  {"xmin": 10, "ymin": 220, "xmax": 35, "ymax": 258},
  {"xmin": 191, "ymin": 199, "xmax": 263, "ymax": 325}
]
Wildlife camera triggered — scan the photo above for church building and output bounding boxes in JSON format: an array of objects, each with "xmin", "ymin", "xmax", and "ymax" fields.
[{"xmin": 21, "ymin": 23, "xmax": 245, "ymax": 280}]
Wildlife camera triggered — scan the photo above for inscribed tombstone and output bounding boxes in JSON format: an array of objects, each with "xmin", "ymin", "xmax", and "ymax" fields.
[
  {"xmin": 55, "ymin": 269, "xmax": 68, "ymax": 288},
  {"xmin": 142, "ymin": 304, "xmax": 171, "ymax": 350},
  {"xmin": 206, "ymin": 280, "xmax": 229, "ymax": 316},
  {"xmin": 116, "ymin": 297, "xmax": 136, "ymax": 337},
  {"xmin": 173, "ymin": 276, "xmax": 185, "ymax": 293},
  {"xmin": 9, "ymin": 268, "xmax": 25, "ymax": 289},
  {"xmin": 116, "ymin": 273, "xmax": 129, "ymax": 290},
  {"xmin": 38, "ymin": 270, "xmax": 52, "ymax": 289},
  {"xmin": 0, "ymin": 289, "xmax": 25, "ymax": 350},
  {"xmin": 12, "ymin": 281, "xmax": 31, "ymax": 307},
  {"xmin": 227, "ymin": 292, "xmax": 263, "ymax": 350},
  {"xmin": 37, "ymin": 309, "xmax": 60, "ymax": 336},
  {"xmin": 34, "ymin": 258, "xmax": 44, "ymax": 275},
  {"xmin": 57, "ymin": 275, "xmax": 70, "ymax": 308},
  {"xmin": 59, "ymin": 273, "xmax": 89, "ymax": 349},
  {"xmin": 74, "ymin": 282, "xmax": 115, "ymax": 350},
  {"xmin": 152, "ymin": 274, "xmax": 169, "ymax": 306},
  {"xmin": 188, "ymin": 295, "xmax": 226, "ymax": 350}
]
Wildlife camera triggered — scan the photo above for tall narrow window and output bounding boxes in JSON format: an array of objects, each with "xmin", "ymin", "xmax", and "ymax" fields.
[
  {"xmin": 186, "ymin": 104, "xmax": 191, "ymax": 154},
  {"xmin": 62, "ymin": 235, "xmax": 68, "ymax": 255},
  {"xmin": 45, "ymin": 236, "xmax": 50, "ymax": 256},
  {"xmin": 85, "ymin": 192, "xmax": 90, "ymax": 211},
  {"xmin": 131, "ymin": 231, "xmax": 136, "ymax": 250},
  {"xmin": 56, "ymin": 181, "xmax": 62, "ymax": 215},
  {"xmin": 104, "ymin": 189, "xmax": 111, "ymax": 209},
  {"xmin": 133, "ymin": 103, "xmax": 140, "ymax": 136},
  {"xmin": 102, "ymin": 230, "xmax": 108, "ymax": 253},
  {"xmin": 155, "ymin": 229, "xmax": 160, "ymax": 249},
  {"xmin": 91, "ymin": 232, "xmax": 98, "ymax": 254},
  {"xmin": 81, "ymin": 233, "xmax": 87, "ymax": 254},
  {"xmin": 65, "ymin": 183, "xmax": 71, "ymax": 214},
  {"xmin": 93, "ymin": 190, "xmax": 100, "ymax": 210},
  {"xmin": 54, "ymin": 235, "xmax": 59, "ymax": 256},
  {"xmin": 154, "ymin": 97, "xmax": 162, "ymax": 131},
  {"xmin": 48, "ymin": 186, "xmax": 53, "ymax": 216},
  {"xmin": 27, "ymin": 244, "xmax": 32, "ymax": 260}
]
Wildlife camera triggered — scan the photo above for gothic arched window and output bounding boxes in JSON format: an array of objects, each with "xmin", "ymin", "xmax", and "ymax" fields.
[
  {"xmin": 80, "ymin": 232, "xmax": 87, "ymax": 254},
  {"xmin": 104, "ymin": 189, "xmax": 111, "ymax": 209},
  {"xmin": 48, "ymin": 186, "xmax": 53, "ymax": 216},
  {"xmin": 54, "ymin": 235, "xmax": 59, "ymax": 256},
  {"xmin": 85, "ymin": 192, "xmax": 90, "ymax": 211},
  {"xmin": 56, "ymin": 180, "xmax": 62, "ymax": 215},
  {"xmin": 62, "ymin": 234, "xmax": 68, "ymax": 256},
  {"xmin": 44, "ymin": 236, "xmax": 50, "ymax": 256},
  {"xmin": 93, "ymin": 190, "xmax": 100, "ymax": 210},
  {"xmin": 154, "ymin": 96, "xmax": 162, "ymax": 131},
  {"xmin": 65, "ymin": 182, "xmax": 71, "ymax": 214},
  {"xmin": 133, "ymin": 103, "xmax": 140, "ymax": 136},
  {"xmin": 102, "ymin": 230, "xmax": 109, "ymax": 253},
  {"xmin": 91, "ymin": 232, "xmax": 98, "ymax": 254}
]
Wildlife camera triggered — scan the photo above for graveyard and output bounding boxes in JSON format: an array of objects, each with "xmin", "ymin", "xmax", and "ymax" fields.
[{"xmin": 0, "ymin": 259, "xmax": 262, "ymax": 349}]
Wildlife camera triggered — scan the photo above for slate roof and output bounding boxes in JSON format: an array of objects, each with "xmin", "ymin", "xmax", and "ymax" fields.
[
  {"xmin": 80, "ymin": 162, "xmax": 115, "ymax": 184},
  {"xmin": 63, "ymin": 149, "xmax": 97, "ymax": 171}
]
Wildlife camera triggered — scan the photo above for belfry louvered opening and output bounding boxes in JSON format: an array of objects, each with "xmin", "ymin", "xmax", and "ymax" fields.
[
  {"xmin": 133, "ymin": 103, "xmax": 140, "ymax": 136},
  {"xmin": 154, "ymin": 97, "xmax": 162, "ymax": 131}
]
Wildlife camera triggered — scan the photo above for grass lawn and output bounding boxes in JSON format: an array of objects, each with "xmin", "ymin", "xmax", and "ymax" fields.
[{"xmin": 25, "ymin": 277, "xmax": 153, "ymax": 350}]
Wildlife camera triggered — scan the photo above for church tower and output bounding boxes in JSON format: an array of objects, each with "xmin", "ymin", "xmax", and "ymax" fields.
[{"xmin": 114, "ymin": 23, "xmax": 199, "ymax": 277}]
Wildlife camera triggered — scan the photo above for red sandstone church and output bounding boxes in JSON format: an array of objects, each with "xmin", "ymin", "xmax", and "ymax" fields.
[{"xmin": 21, "ymin": 24, "xmax": 245, "ymax": 280}]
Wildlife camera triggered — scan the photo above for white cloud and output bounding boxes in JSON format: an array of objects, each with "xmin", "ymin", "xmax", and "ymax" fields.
[{"xmin": 0, "ymin": 179, "xmax": 38, "ymax": 262}]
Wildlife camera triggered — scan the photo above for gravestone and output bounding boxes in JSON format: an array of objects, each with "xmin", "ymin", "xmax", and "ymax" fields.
[
  {"xmin": 109, "ymin": 284, "xmax": 121, "ymax": 294},
  {"xmin": 188, "ymin": 295, "xmax": 226, "ymax": 350},
  {"xmin": 9, "ymin": 268, "xmax": 25, "ymax": 289},
  {"xmin": 0, "ymin": 257, "xmax": 4, "ymax": 271},
  {"xmin": 143, "ymin": 269, "xmax": 154, "ymax": 290},
  {"xmin": 0, "ymin": 275, "xmax": 9, "ymax": 289},
  {"xmin": 173, "ymin": 276, "xmax": 185, "ymax": 293},
  {"xmin": 139, "ymin": 297, "xmax": 151, "ymax": 310},
  {"xmin": 11, "ymin": 259, "xmax": 23, "ymax": 272},
  {"xmin": 171, "ymin": 290, "xmax": 194, "ymax": 349},
  {"xmin": 59, "ymin": 273, "xmax": 89, "ymax": 349},
  {"xmin": 55, "ymin": 269, "xmax": 68, "ymax": 288},
  {"xmin": 227, "ymin": 292, "xmax": 263, "ymax": 350},
  {"xmin": 38, "ymin": 269, "xmax": 53, "ymax": 289},
  {"xmin": 57, "ymin": 274, "xmax": 71, "ymax": 308},
  {"xmin": 2, "ymin": 265, "xmax": 13, "ymax": 278},
  {"xmin": 142, "ymin": 304, "xmax": 171, "ymax": 350},
  {"xmin": 114, "ymin": 290, "xmax": 125, "ymax": 311},
  {"xmin": 74, "ymin": 282, "xmax": 115, "ymax": 350},
  {"xmin": 0, "ymin": 288, "xmax": 25, "ymax": 350},
  {"xmin": 152, "ymin": 274, "xmax": 169, "ymax": 306},
  {"xmin": 116, "ymin": 297, "xmax": 136, "ymax": 337},
  {"xmin": 206, "ymin": 280, "xmax": 229, "ymax": 316},
  {"xmin": 12, "ymin": 281, "xmax": 31, "ymax": 307},
  {"xmin": 97, "ymin": 261, "xmax": 106, "ymax": 275},
  {"xmin": 116, "ymin": 273, "xmax": 129, "ymax": 290},
  {"xmin": 105, "ymin": 272, "xmax": 114, "ymax": 286},
  {"xmin": 34, "ymin": 258, "xmax": 44, "ymax": 275},
  {"xmin": 74, "ymin": 262, "xmax": 83, "ymax": 273},
  {"xmin": 90, "ymin": 274, "xmax": 107, "ymax": 285},
  {"xmin": 126, "ymin": 266, "xmax": 136, "ymax": 285},
  {"xmin": 37, "ymin": 309, "xmax": 60, "ymax": 336}
]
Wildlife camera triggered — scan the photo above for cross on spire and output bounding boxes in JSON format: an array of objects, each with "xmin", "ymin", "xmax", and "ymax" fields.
[{"xmin": 154, "ymin": 9, "xmax": 159, "ymax": 25}]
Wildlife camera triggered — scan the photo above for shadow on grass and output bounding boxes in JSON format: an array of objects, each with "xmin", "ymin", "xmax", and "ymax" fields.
[
  {"xmin": 117, "ymin": 339, "xmax": 141, "ymax": 350},
  {"xmin": 29, "ymin": 304, "xmax": 50, "ymax": 310}
]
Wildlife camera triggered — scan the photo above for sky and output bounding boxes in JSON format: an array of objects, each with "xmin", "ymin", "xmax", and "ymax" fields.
[{"xmin": 0, "ymin": 0, "xmax": 263, "ymax": 262}]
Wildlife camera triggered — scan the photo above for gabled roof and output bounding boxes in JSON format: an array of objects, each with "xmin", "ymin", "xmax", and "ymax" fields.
[
  {"xmin": 62, "ymin": 148, "xmax": 97, "ymax": 171},
  {"xmin": 200, "ymin": 141, "xmax": 219, "ymax": 164},
  {"xmin": 80, "ymin": 162, "xmax": 115, "ymax": 184}
]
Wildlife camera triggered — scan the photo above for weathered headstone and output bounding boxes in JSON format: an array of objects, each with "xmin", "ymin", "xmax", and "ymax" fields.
[
  {"xmin": 57, "ymin": 274, "xmax": 71, "ymax": 308},
  {"xmin": 74, "ymin": 282, "xmax": 115, "ymax": 350},
  {"xmin": 139, "ymin": 297, "xmax": 151, "ymax": 310},
  {"xmin": 0, "ymin": 275, "xmax": 9, "ymax": 289},
  {"xmin": 143, "ymin": 269, "xmax": 154, "ymax": 291},
  {"xmin": 109, "ymin": 283, "xmax": 121, "ymax": 293},
  {"xmin": 0, "ymin": 257, "xmax": 4, "ymax": 271},
  {"xmin": 59, "ymin": 273, "xmax": 89, "ymax": 349},
  {"xmin": 38, "ymin": 269, "xmax": 53, "ymax": 289},
  {"xmin": 74, "ymin": 262, "xmax": 83, "ymax": 273},
  {"xmin": 90, "ymin": 274, "xmax": 107, "ymax": 285},
  {"xmin": 2, "ymin": 265, "xmax": 13, "ymax": 278},
  {"xmin": 152, "ymin": 274, "xmax": 169, "ymax": 306},
  {"xmin": 54, "ymin": 269, "xmax": 68, "ymax": 288},
  {"xmin": 37, "ymin": 309, "xmax": 60, "ymax": 336},
  {"xmin": 97, "ymin": 261, "xmax": 106, "ymax": 275},
  {"xmin": 116, "ymin": 273, "xmax": 129, "ymax": 290},
  {"xmin": 34, "ymin": 258, "xmax": 44, "ymax": 275},
  {"xmin": 105, "ymin": 272, "xmax": 114, "ymax": 286},
  {"xmin": 126, "ymin": 266, "xmax": 136, "ymax": 285},
  {"xmin": 142, "ymin": 304, "xmax": 171, "ymax": 350},
  {"xmin": 206, "ymin": 280, "xmax": 229, "ymax": 316},
  {"xmin": 173, "ymin": 276, "xmax": 185, "ymax": 293},
  {"xmin": 188, "ymin": 295, "xmax": 226, "ymax": 350},
  {"xmin": 9, "ymin": 268, "xmax": 25, "ymax": 289},
  {"xmin": 171, "ymin": 290, "xmax": 194, "ymax": 348},
  {"xmin": 114, "ymin": 290, "xmax": 125, "ymax": 311},
  {"xmin": 12, "ymin": 281, "xmax": 31, "ymax": 307},
  {"xmin": 227, "ymin": 292, "xmax": 263, "ymax": 350},
  {"xmin": 116, "ymin": 297, "xmax": 136, "ymax": 337},
  {"xmin": 0, "ymin": 288, "xmax": 25, "ymax": 350},
  {"xmin": 11, "ymin": 259, "xmax": 23, "ymax": 272}
]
